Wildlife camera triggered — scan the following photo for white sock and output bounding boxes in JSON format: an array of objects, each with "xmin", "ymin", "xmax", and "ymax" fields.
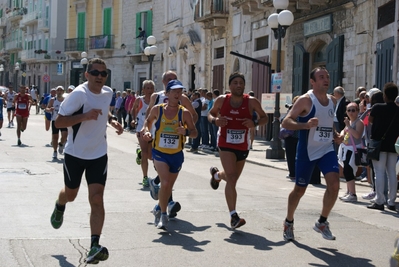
[
  {"xmin": 213, "ymin": 172, "xmax": 220, "ymax": 181},
  {"xmin": 230, "ymin": 210, "xmax": 237, "ymax": 217}
]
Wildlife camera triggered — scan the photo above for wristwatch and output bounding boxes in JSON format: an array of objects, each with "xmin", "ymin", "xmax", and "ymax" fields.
[
  {"xmin": 108, "ymin": 115, "xmax": 118, "ymax": 124},
  {"xmin": 253, "ymin": 119, "xmax": 259, "ymax": 127}
]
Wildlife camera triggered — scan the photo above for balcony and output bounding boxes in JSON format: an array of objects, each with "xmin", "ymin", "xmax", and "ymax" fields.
[
  {"xmin": 36, "ymin": 50, "xmax": 67, "ymax": 62},
  {"xmin": 88, "ymin": 34, "xmax": 114, "ymax": 56},
  {"xmin": 21, "ymin": 11, "xmax": 38, "ymax": 26},
  {"xmin": 7, "ymin": 9, "xmax": 24, "ymax": 22},
  {"xmin": 64, "ymin": 38, "xmax": 86, "ymax": 57},
  {"xmin": 5, "ymin": 40, "xmax": 23, "ymax": 51},
  {"xmin": 231, "ymin": 0, "xmax": 268, "ymax": 15},
  {"xmin": 38, "ymin": 17, "xmax": 49, "ymax": 32},
  {"xmin": 194, "ymin": 0, "xmax": 229, "ymax": 29}
]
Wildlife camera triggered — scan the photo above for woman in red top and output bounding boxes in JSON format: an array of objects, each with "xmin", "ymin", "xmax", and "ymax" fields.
[{"xmin": 13, "ymin": 85, "xmax": 32, "ymax": 145}]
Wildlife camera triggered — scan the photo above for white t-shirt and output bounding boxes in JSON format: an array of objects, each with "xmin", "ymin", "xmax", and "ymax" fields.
[
  {"xmin": 136, "ymin": 96, "xmax": 149, "ymax": 131},
  {"xmin": 200, "ymin": 97, "xmax": 209, "ymax": 117},
  {"xmin": 30, "ymin": 89, "xmax": 37, "ymax": 100},
  {"xmin": 58, "ymin": 82, "xmax": 113, "ymax": 160},
  {"xmin": 51, "ymin": 97, "xmax": 63, "ymax": 121}
]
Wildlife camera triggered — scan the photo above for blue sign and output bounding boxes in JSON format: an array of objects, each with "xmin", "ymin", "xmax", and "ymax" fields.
[{"xmin": 57, "ymin": 63, "xmax": 63, "ymax": 75}]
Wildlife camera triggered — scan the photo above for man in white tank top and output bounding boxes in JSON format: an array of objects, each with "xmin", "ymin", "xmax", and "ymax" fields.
[
  {"xmin": 45, "ymin": 86, "xmax": 68, "ymax": 159},
  {"xmin": 4, "ymin": 84, "xmax": 16, "ymax": 127},
  {"xmin": 281, "ymin": 67, "xmax": 340, "ymax": 241},
  {"xmin": 130, "ymin": 80, "xmax": 154, "ymax": 188}
]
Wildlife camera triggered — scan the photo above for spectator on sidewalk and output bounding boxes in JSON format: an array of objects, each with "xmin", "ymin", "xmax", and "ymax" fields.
[
  {"xmin": 199, "ymin": 88, "xmax": 209, "ymax": 149},
  {"xmin": 188, "ymin": 91, "xmax": 202, "ymax": 153}
]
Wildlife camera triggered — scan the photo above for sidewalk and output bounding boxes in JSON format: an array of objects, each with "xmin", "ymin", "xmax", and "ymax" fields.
[{"xmin": 197, "ymin": 138, "xmax": 373, "ymax": 188}]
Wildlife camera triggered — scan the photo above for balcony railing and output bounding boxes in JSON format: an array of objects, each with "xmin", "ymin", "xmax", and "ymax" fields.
[
  {"xmin": 88, "ymin": 34, "xmax": 114, "ymax": 50},
  {"xmin": 7, "ymin": 9, "xmax": 24, "ymax": 22},
  {"xmin": 38, "ymin": 17, "xmax": 49, "ymax": 31},
  {"xmin": 194, "ymin": 0, "xmax": 229, "ymax": 28},
  {"xmin": 194, "ymin": 0, "xmax": 229, "ymax": 21},
  {"xmin": 64, "ymin": 38, "xmax": 86, "ymax": 52},
  {"xmin": 21, "ymin": 11, "xmax": 38, "ymax": 25},
  {"xmin": 21, "ymin": 49, "xmax": 67, "ymax": 62},
  {"xmin": 5, "ymin": 40, "xmax": 23, "ymax": 51}
]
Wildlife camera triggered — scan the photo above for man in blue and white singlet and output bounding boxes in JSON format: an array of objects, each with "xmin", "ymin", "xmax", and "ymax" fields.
[{"xmin": 281, "ymin": 67, "xmax": 340, "ymax": 242}]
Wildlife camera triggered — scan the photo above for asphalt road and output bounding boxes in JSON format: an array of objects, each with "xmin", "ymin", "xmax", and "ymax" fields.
[{"xmin": 0, "ymin": 110, "xmax": 398, "ymax": 267}]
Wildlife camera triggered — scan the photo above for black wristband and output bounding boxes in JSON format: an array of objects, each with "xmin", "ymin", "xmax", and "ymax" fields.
[{"xmin": 184, "ymin": 129, "xmax": 190, "ymax": 136}]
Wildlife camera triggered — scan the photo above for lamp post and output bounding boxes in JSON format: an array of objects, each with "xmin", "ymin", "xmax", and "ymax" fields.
[
  {"xmin": 80, "ymin": 51, "xmax": 88, "ymax": 82},
  {"xmin": 0, "ymin": 64, "xmax": 4, "ymax": 86},
  {"xmin": 14, "ymin": 62, "xmax": 20, "ymax": 91},
  {"xmin": 144, "ymin": 35, "xmax": 157, "ymax": 80},
  {"xmin": 266, "ymin": 0, "xmax": 294, "ymax": 159}
]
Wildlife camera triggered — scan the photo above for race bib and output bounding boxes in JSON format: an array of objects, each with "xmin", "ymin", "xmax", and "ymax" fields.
[
  {"xmin": 226, "ymin": 129, "xmax": 245, "ymax": 144},
  {"xmin": 313, "ymin": 126, "xmax": 333, "ymax": 142},
  {"xmin": 159, "ymin": 133, "xmax": 179, "ymax": 149},
  {"xmin": 18, "ymin": 103, "xmax": 27, "ymax": 109}
]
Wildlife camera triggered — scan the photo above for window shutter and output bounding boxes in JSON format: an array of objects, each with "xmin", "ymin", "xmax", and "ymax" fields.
[{"xmin": 326, "ymin": 35, "xmax": 344, "ymax": 94}]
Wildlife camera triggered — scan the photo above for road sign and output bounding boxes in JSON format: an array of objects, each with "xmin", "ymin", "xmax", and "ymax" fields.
[{"xmin": 42, "ymin": 74, "xmax": 50, "ymax": 82}]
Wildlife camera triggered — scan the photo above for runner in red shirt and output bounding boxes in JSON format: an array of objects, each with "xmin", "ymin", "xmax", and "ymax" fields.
[
  {"xmin": 207, "ymin": 72, "xmax": 268, "ymax": 229},
  {"xmin": 13, "ymin": 85, "xmax": 32, "ymax": 146}
]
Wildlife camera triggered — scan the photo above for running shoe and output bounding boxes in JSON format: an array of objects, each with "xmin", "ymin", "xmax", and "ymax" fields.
[
  {"xmin": 210, "ymin": 167, "xmax": 220, "ymax": 190},
  {"xmin": 362, "ymin": 191, "xmax": 376, "ymax": 200},
  {"xmin": 167, "ymin": 201, "xmax": 181, "ymax": 219},
  {"xmin": 142, "ymin": 176, "xmax": 149, "ymax": 187},
  {"xmin": 17, "ymin": 139, "xmax": 21, "ymax": 146},
  {"xmin": 136, "ymin": 148, "xmax": 142, "ymax": 165},
  {"xmin": 152, "ymin": 205, "xmax": 161, "ymax": 226},
  {"xmin": 313, "ymin": 221, "xmax": 336, "ymax": 240},
  {"xmin": 50, "ymin": 203, "xmax": 64, "ymax": 229},
  {"xmin": 58, "ymin": 143, "xmax": 64, "ymax": 154},
  {"xmin": 283, "ymin": 221, "xmax": 295, "ymax": 241},
  {"xmin": 11, "ymin": 121, "xmax": 14, "ymax": 127},
  {"xmin": 157, "ymin": 214, "xmax": 169, "ymax": 230},
  {"xmin": 85, "ymin": 244, "xmax": 109, "ymax": 264},
  {"xmin": 230, "ymin": 213, "xmax": 246, "ymax": 229},
  {"xmin": 149, "ymin": 178, "xmax": 160, "ymax": 200},
  {"xmin": 339, "ymin": 192, "xmax": 349, "ymax": 200},
  {"xmin": 53, "ymin": 151, "xmax": 57, "ymax": 159},
  {"xmin": 341, "ymin": 193, "xmax": 357, "ymax": 202},
  {"xmin": 7, "ymin": 123, "xmax": 10, "ymax": 128}
]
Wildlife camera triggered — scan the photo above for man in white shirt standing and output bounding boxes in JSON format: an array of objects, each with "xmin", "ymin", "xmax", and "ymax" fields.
[
  {"xmin": 49, "ymin": 58, "xmax": 123, "ymax": 264},
  {"xmin": 199, "ymin": 88, "xmax": 210, "ymax": 149}
]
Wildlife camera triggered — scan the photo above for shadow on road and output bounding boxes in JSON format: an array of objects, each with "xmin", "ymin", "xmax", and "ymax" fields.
[
  {"xmin": 51, "ymin": 255, "xmax": 76, "ymax": 267},
  {"xmin": 292, "ymin": 241, "xmax": 374, "ymax": 267},
  {"xmin": 152, "ymin": 219, "xmax": 211, "ymax": 251}
]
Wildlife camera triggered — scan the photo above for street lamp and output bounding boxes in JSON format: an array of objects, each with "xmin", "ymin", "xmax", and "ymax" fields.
[
  {"xmin": 266, "ymin": 0, "xmax": 294, "ymax": 159},
  {"xmin": 80, "ymin": 51, "xmax": 88, "ymax": 81},
  {"xmin": 0, "ymin": 64, "xmax": 4, "ymax": 86},
  {"xmin": 14, "ymin": 62, "xmax": 20, "ymax": 91},
  {"xmin": 144, "ymin": 35, "xmax": 157, "ymax": 80}
]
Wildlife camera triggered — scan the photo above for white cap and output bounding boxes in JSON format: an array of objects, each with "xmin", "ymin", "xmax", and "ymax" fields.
[{"xmin": 366, "ymin": 88, "xmax": 380, "ymax": 98}]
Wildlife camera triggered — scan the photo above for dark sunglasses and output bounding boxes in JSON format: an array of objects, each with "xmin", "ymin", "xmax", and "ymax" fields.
[
  {"xmin": 88, "ymin": 69, "xmax": 108, "ymax": 77},
  {"xmin": 346, "ymin": 109, "xmax": 357, "ymax": 112}
]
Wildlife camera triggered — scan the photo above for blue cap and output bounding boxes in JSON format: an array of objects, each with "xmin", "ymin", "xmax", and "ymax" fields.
[{"xmin": 166, "ymin": 80, "xmax": 185, "ymax": 92}]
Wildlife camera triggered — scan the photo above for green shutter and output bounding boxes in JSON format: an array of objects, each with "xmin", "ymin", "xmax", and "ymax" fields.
[
  {"xmin": 103, "ymin": 8, "xmax": 112, "ymax": 35},
  {"xmin": 77, "ymin": 12, "xmax": 86, "ymax": 51},
  {"xmin": 146, "ymin": 10, "xmax": 152, "ymax": 36}
]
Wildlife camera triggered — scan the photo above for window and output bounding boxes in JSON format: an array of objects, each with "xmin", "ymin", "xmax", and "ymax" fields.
[
  {"xmin": 378, "ymin": 0, "xmax": 395, "ymax": 29},
  {"xmin": 135, "ymin": 10, "xmax": 153, "ymax": 53},
  {"xmin": 215, "ymin": 47, "xmax": 224, "ymax": 59},
  {"xmin": 255, "ymin": 36, "xmax": 268, "ymax": 51}
]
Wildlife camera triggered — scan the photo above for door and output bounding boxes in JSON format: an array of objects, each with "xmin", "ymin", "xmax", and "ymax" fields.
[
  {"xmin": 252, "ymin": 56, "xmax": 271, "ymax": 139},
  {"xmin": 326, "ymin": 35, "xmax": 344, "ymax": 94},
  {"xmin": 375, "ymin": 37, "xmax": 394, "ymax": 90},
  {"xmin": 292, "ymin": 44, "xmax": 309, "ymax": 97},
  {"xmin": 212, "ymin": 64, "xmax": 224, "ymax": 92}
]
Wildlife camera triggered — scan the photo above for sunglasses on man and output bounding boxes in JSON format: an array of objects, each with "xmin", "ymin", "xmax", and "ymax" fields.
[{"xmin": 88, "ymin": 69, "xmax": 108, "ymax": 77}]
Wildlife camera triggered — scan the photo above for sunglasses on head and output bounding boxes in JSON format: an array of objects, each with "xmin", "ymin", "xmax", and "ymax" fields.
[
  {"xmin": 88, "ymin": 69, "xmax": 108, "ymax": 77},
  {"xmin": 347, "ymin": 108, "xmax": 357, "ymax": 112}
]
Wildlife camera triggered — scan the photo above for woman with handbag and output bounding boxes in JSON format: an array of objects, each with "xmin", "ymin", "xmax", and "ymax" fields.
[
  {"xmin": 337, "ymin": 102, "xmax": 364, "ymax": 202},
  {"xmin": 367, "ymin": 83, "xmax": 399, "ymax": 211}
]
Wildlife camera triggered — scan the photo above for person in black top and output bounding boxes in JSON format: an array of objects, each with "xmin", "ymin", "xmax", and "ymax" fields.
[{"xmin": 367, "ymin": 82, "xmax": 399, "ymax": 211}]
